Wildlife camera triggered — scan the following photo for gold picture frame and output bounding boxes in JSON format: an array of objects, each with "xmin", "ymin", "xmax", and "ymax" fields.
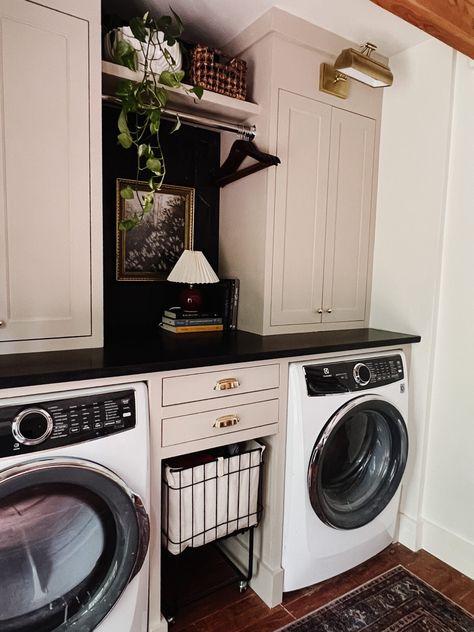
[{"xmin": 116, "ymin": 179, "xmax": 194, "ymax": 281}]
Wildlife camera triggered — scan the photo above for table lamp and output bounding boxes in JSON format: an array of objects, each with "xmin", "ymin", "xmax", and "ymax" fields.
[{"xmin": 167, "ymin": 249, "xmax": 219, "ymax": 312}]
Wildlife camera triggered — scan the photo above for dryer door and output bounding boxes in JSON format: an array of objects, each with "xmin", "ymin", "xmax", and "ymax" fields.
[
  {"xmin": 0, "ymin": 457, "xmax": 149, "ymax": 632},
  {"xmin": 308, "ymin": 395, "xmax": 408, "ymax": 530}
]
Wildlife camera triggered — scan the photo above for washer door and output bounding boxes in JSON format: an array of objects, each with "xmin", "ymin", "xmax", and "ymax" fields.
[
  {"xmin": 0, "ymin": 457, "xmax": 149, "ymax": 632},
  {"xmin": 308, "ymin": 395, "xmax": 408, "ymax": 530}
]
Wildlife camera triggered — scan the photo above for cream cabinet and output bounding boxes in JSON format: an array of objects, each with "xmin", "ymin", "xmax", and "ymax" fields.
[
  {"xmin": 0, "ymin": 0, "xmax": 102, "ymax": 353},
  {"xmin": 271, "ymin": 91, "xmax": 375, "ymax": 327},
  {"xmin": 219, "ymin": 10, "xmax": 382, "ymax": 335}
]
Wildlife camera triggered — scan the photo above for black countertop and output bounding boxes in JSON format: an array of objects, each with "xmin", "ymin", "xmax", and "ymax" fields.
[{"xmin": 0, "ymin": 328, "xmax": 420, "ymax": 390}]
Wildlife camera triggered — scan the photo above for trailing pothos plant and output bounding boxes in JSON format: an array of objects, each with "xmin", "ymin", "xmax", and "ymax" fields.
[{"xmin": 113, "ymin": 10, "xmax": 203, "ymax": 231}]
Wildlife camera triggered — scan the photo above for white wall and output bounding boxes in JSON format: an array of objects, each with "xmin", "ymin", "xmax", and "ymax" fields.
[
  {"xmin": 421, "ymin": 55, "xmax": 474, "ymax": 578},
  {"xmin": 370, "ymin": 39, "xmax": 455, "ymax": 550}
]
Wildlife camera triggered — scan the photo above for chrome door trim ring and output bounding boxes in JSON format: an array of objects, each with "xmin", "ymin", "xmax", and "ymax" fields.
[{"xmin": 307, "ymin": 394, "xmax": 408, "ymax": 529}]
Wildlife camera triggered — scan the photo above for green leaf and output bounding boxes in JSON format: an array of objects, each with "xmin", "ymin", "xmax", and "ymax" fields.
[
  {"xmin": 129, "ymin": 16, "xmax": 147, "ymax": 42},
  {"xmin": 190, "ymin": 85, "xmax": 204, "ymax": 99},
  {"xmin": 114, "ymin": 40, "xmax": 137, "ymax": 71},
  {"xmin": 138, "ymin": 143, "xmax": 150, "ymax": 158},
  {"xmin": 159, "ymin": 70, "xmax": 184, "ymax": 88},
  {"xmin": 149, "ymin": 119, "xmax": 160, "ymax": 135},
  {"xmin": 152, "ymin": 87, "xmax": 168, "ymax": 108},
  {"xmin": 146, "ymin": 157, "xmax": 162, "ymax": 174},
  {"xmin": 149, "ymin": 108, "xmax": 162, "ymax": 123},
  {"xmin": 117, "ymin": 110, "xmax": 129, "ymax": 134},
  {"xmin": 170, "ymin": 115, "xmax": 181, "ymax": 134},
  {"xmin": 143, "ymin": 193, "xmax": 154, "ymax": 213},
  {"xmin": 117, "ymin": 132, "xmax": 133, "ymax": 149},
  {"xmin": 120, "ymin": 185, "xmax": 135, "ymax": 200},
  {"xmin": 149, "ymin": 177, "xmax": 162, "ymax": 191},
  {"xmin": 119, "ymin": 217, "xmax": 139, "ymax": 231},
  {"xmin": 166, "ymin": 37, "xmax": 176, "ymax": 46}
]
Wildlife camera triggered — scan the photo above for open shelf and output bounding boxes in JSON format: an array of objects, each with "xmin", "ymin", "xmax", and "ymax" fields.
[{"xmin": 102, "ymin": 61, "xmax": 260, "ymax": 124}]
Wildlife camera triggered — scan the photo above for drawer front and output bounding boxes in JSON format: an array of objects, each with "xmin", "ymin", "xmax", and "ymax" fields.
[
  {"xmin": 162, "ymin": 399, "xmax": 279, "ymax": 447},
  {"xmin": 162, "ymin": 364, "xmax": 280, "ymax": 406}
]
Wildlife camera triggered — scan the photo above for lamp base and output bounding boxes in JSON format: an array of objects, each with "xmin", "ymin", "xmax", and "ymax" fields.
[{"xmin": 179, "ymin": 284, "xmax": 203, "ymax": 312}]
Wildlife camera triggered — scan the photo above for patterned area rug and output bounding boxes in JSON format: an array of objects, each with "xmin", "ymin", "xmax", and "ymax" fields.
[{"xmin": 279, "ymin": 566, "xmax": 474, "ymax": 631}]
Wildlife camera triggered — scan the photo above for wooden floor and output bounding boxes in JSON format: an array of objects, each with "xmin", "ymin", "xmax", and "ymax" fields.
[{"xmin": 167, "ymin": 544, "xmax": 474, "ymax": 632}]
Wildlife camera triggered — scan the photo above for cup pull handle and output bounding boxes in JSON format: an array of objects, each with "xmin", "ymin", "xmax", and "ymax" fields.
[
  {"xmin": 214, "ymin": 378, "xmax": 240, "ymax": 391},
  {"xmin": 214, "ymin": 415, "xmax": 240, "ymax": 429}
]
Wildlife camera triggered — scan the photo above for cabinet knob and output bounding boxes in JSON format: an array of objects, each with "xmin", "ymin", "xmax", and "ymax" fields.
[
  {"xmin": 0, "ymin": 320, "xmax": 5, "ymax": 328},
  {"xmin": 214, "ymin": 414, "xmax": 240, "ymax": 429},
  {"xmin": 326, "ymin": 308, "xmax": 332, "ymax": 314},
  {"xmin": 214, "ymin": 378, "xmax": 240, "ymax": 391},
  {"xmin": 316, "ymin": 308, "xmax": 323, "ymax": 314}
]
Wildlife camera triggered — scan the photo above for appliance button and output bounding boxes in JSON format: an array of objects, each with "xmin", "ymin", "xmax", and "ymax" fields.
[
  {"xmin": 70, "ymin": 425, "xmax": 81, "ymax": 434},
  {"xmin": 12, "ymin": 408, "xmax": 54, "ymax": 446}
]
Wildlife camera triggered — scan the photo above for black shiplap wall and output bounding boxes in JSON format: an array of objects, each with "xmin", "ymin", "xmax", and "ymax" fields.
[{"xmin": 102, "ymin": 104, "xmax": 220, "ymax": 342}]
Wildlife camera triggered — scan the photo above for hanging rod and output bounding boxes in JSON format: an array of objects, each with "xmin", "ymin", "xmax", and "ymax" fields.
[{"xmin": 102, "ymin": 94, "xmax": 256, "ymax": 140}]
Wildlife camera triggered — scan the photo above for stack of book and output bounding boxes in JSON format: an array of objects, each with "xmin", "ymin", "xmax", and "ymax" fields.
[{"xmin": 160, "ymin": 308, "xmax": 224, "ymax": 334}]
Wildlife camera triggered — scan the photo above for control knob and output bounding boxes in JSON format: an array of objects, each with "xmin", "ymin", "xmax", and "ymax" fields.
[
  {"xmin": 353, "ymin": 363, "xmax": 371, "ymax": 386},
  {"xmin": 12, "ymin": 408, "xmax": 54, "ymax": 445}
]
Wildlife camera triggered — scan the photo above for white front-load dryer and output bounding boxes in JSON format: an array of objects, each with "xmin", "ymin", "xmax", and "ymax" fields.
[
  {"xmin": 282, "ymin": 350, "xmax": 409, "ymax": 592},
  {"xmin": 0, "ymin": 382, "xmax": 150, "ymax": 632}
]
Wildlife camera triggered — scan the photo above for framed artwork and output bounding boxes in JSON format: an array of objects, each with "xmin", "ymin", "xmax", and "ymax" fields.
[{"xmin": 116, "ymin": 179, "xmax": 194, "ymax": 281}]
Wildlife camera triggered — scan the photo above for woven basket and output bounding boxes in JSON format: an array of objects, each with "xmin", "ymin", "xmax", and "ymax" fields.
[{"xmin": 189, "ymin": 45, "xmax": 247, "ymax": 100}]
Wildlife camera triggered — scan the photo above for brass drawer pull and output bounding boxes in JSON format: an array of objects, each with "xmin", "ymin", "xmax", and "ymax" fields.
[
  {"xmin": 214, "ymin": 378, "xmax": 240, "ymax": 391},
  {"xmin": 214, "ymin": 414, "xmax": 240, "ymax": 429}
]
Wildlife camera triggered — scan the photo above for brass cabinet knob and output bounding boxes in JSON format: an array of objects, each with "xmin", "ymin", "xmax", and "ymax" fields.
[
  {"xmin": 213, "ymin": 414, "xmax": 240, "ymax": 429},
  {"xmin": 326, "ymin": 308, "xmax": 332, "ymax": 314},
  {"xmin": 316, "ymin": 308, "xmax": 323, "ymax": 314},
  {"xmin": 214, "ymin": 378, "xmax": 240, "ymax": 391},
  {"xmin": 0, "ymin": 320, "xmax": 5, "ymax": 328}
]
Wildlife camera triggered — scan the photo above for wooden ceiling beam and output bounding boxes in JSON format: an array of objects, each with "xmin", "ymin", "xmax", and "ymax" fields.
[{"xmin": 370, "ymin": 0, "xmax": 474, "ymax": 59}]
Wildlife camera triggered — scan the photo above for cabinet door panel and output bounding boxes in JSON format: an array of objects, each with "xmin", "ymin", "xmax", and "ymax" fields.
[
  {"xmin": 0, "ymin": 0, "xmax": 91, "ymax": 341},
  {"xmin": 322, "ymin": 109, "xmax": 375, "ymax": 323},
  {"xmin": 271, "ymin": 91, "xmax": 331, "ymax": 326}
]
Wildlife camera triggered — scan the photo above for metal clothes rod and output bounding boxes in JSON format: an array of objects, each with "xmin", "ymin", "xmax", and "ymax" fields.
[{"xmin": 102, "ymin": 94, "xmax": 256, "ymax": 141}]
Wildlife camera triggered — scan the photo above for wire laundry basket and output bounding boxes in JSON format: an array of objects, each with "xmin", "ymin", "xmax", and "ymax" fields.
[{"xmin": 162, "ymin": 440, "xmax": 264, "ymax": 555}]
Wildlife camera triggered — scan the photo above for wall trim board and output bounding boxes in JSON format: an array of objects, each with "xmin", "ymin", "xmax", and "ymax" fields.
[
  {"xmin": 422, "ymin": 518, "xmax": 474, "ymax": 579},
  {"xmin": 397, "ymin": 512, "xmax": 422, "ymax": 551},
  {"xmin": 370, "ymin": 0, "xmax": 474, "ymax": 59}
]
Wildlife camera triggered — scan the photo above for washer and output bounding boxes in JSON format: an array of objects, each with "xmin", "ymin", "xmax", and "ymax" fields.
[
  {"xmin": 0, "ymin": 382, "xmax": 150, "ymax": 632},
  {"xmin": 282, "ymin": 350, "xmax": 408, "ymax": 592}
]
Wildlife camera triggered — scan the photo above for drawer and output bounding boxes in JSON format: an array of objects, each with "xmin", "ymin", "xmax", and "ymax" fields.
[
  {"xmin": 162, "ymin": 398, "xmax": 279, "ymax": 447},
  {"xmin": 162, "ymin": 364, "xmax": 280, "ymax": 406}
]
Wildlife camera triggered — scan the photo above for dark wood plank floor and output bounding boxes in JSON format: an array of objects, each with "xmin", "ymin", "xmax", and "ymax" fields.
[{"xmin": 166, "ymin": 543, "xmax": 474, "ymax": 631}]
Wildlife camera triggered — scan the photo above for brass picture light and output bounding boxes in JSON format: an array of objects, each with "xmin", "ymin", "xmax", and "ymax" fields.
[{"xmin": 320, "ymin": 42, "xmax": 393, "ymax": 99}]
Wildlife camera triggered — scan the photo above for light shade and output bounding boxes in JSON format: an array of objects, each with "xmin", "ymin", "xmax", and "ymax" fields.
[
  {"xmin": 334, "ymin": 43, "xmax": 393, "ymax": 88},
  {"xmin": 167, "ymin": 250, "xmax": 219, "ymax": 284}
]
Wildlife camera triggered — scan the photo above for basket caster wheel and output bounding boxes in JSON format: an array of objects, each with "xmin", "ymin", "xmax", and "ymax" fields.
[{"xmin": 239, "ymin": 580, "xmax": 248, "ymax": 593}]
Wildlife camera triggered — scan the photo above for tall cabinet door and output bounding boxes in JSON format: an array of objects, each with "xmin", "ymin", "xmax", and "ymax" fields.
[
  {"xmin": 322, "ymin": 109, "xmax": 375, "ymax": 323},
  {"xmin": 0, "ymin": 0, "xmax": 91, "ymax": 342},
  {"xmin": 271, "ymin": 91, "xmax": 331, "ymax": 326}
]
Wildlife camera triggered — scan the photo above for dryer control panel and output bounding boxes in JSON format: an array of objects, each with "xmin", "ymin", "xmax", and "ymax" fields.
[
  {"xmin": 0, "ymin": 389, "xmax": 136, "ymax": 457},
  {"xmin": 304, "ymin": 354, "xmax": 404, "ymax": 396}
]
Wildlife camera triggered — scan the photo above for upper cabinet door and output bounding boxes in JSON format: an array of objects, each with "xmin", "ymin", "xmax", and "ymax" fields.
[
  {"xmin": 322, "ymin": 109, "xmax": 375, "ymax": 323},
  {"xmin": 271, "ymin": 91, "xmax": 331, "ymax": 326},
  {"xmin": 0, "ymin": 0, "xmax": 91, "ymax": 342}
]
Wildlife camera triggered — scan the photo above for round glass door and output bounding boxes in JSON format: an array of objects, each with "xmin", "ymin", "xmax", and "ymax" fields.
[
  {"xmin": 308, "ymin": 395, "xmax": 408, "ymax": 530},
  {"xmin": 0, "ymin": 458, "xmax": 149, "ymax": 631}
]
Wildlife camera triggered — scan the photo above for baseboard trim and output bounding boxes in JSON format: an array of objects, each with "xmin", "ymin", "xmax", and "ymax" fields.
[
  {"xmin": 422, "ymin": 518, "xmax": 474, "ymax": 579},
  {"xmin": 397, "ymin": 513, "xmax": 421, "ymax": 550}
]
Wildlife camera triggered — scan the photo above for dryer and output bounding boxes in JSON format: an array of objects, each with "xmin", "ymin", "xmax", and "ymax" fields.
[
  {"xmin": 0, "ymin": 382, "xmax": 150, "ymax": 632},
  {"xmin": 282, "ymin": 350, "xmax": 408, "ymax": 592}
]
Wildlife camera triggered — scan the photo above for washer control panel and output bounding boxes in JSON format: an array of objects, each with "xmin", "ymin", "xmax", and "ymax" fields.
[
  {"xmin": 0, "ymin": 389, "xmax": 135, "ymax": 457},
  {"xmin": 304, "ymin": 355, "xmax": 404, "ymax": 396}
]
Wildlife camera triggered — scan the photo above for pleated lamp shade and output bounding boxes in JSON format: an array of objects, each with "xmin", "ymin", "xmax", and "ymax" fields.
[{"xmin": 167, "ymin": 250, "xmax": 219, "ymax": 284}]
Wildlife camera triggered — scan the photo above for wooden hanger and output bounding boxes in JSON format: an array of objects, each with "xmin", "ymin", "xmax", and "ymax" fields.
[{"xmin": 215, "ymin": 140, "xmax": 280, "ymax": 188}]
